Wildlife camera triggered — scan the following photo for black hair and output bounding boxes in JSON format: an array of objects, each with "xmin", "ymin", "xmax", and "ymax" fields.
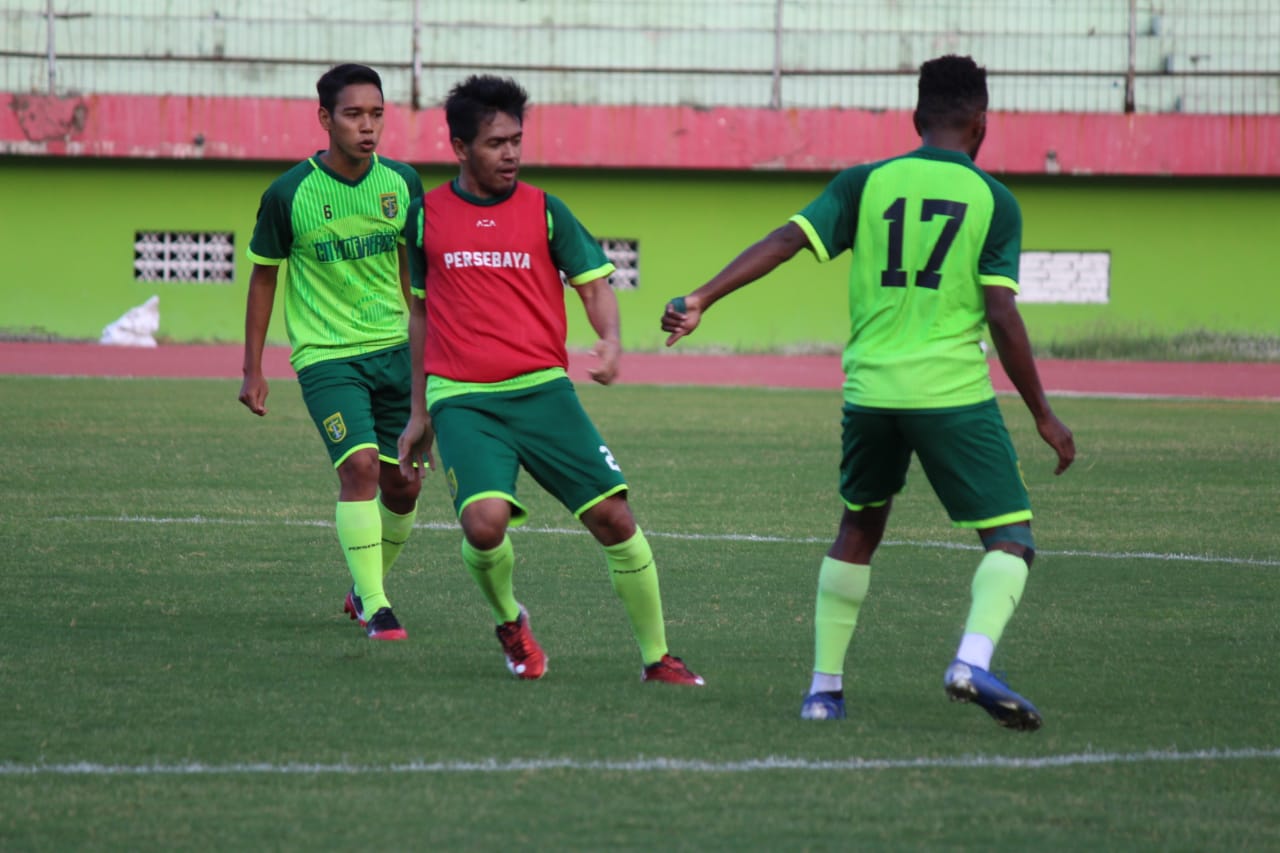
[
  {"xmin": 316, "ymin": 63, "xmax": 384, "ymax": 115},
  {"xmin": 445, "ymin": 75, "xmax": 529, "ymax": 144},
  {"xmin": 915, "ymin": 55, "xmax": 988, "ymax": 131}
]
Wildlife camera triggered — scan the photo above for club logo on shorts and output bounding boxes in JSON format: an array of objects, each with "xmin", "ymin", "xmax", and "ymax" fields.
[
  {"xmin": 380, "ymin": 193, "xmax": 398, "ymax": 218},
  {"xmin": 323, "ymin": 412, "xmax": 347, "ymax": 443},
  {"xmin": 446, "ymin": 467, "xmax": 458, "ymax": 499}
]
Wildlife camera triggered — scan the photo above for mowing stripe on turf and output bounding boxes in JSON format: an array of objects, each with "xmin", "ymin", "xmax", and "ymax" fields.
[
  {"xmin": 55, "ymin": 515, "xmax": 1280, "ymax": 568},
  {"xmin": 3, "ymin": 747, "xmax": 1278, "ymax": 776}
]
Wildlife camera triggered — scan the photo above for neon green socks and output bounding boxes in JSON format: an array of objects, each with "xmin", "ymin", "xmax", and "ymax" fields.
[
  {"xmin": 812, "ymin": 557, "xmax": 871, "ymax": 677},
  {"xmin": 335, "ymin": 499, "xmax": 388, "ymax": 614},
  {"xmin": 378, "ymin": 500, "xmax": 417, "ymax": 576},
  {"xmin": 462, "ymin": 535, "xmax": 520, "ymax": 624},
  {"xmin": 958, "ymin": 550, "xmax": 1030, "ymax": 668},
  {"xmin": 603, "ymin": 529, "xmax": 668, "ymax": 666}
]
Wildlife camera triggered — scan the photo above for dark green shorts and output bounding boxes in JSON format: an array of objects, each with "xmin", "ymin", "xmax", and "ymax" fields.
[
  {"xmin": 297, "ymin": 344, "xmax": 413, "ymax": 467},
  {"xmin": 428, "ymin": 377, "xmax": 628, "ymax": 525},
  {"xmin": 839, "ymin": 398, "xmax": 1031, "ymax": 528}
]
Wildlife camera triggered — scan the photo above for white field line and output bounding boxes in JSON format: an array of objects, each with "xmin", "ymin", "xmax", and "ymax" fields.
[
  {"xmin": 55, "ymin": 514, "xmax": 1280, "ymax": 568},
  {"xmin": 2, "ymin": 747, "xmax": 1278, "ymax": 777}
]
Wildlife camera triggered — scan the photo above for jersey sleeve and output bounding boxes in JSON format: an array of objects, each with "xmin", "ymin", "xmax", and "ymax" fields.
[
  {"xmin": 407, "ymin": 196, "xmax": 426, "ymax": 300},
  {"xmin": 979, "ymin": 179, "xmax": 1022, "ymax": 292},
  {"xmin": 789, "ymin": 166, "xmax": 870, "ymax": 263},
  {"xmin": 389, "ymin": 161, "xmax": 425, "ymax": 246},
  {"xmin": 545, "ymin": 193, "xmax": 615, "ymax": 286},
  {"xmin": 392, "ymin": 163, "xmax": 426, "ymax": 295},
  {"xmin": 246, "ymin": 181, "xmax": 293, "ymax": 266}
]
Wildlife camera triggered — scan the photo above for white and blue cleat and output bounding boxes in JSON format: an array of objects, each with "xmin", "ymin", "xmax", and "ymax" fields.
[
  {"xmin": 943, "ymin": 660, "xmax": 1042, "ymax": 731},
  {"xmin": 800, "ymin": 691, "xmax": 846, "ymax": 721}
]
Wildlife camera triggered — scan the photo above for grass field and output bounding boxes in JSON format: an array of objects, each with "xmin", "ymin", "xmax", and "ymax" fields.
[{"xmin": 3, "ymin": 375, "xmax": 1278, "ymax": 850}]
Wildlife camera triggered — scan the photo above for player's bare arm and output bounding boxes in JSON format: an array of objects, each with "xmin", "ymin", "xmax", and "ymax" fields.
[
  {"xmin": 238, "ymin": 263, "xmax": 279, "ymax": 416},
  {"xmin": 397, "ymin": 291, "xmax": 435, "ymax": 478},
  {"xmin": 662, "ymin": 221, "xmax": 809, "ymax": 346},
  {"xmin": 576, "ymin": 277, "xmax": 621, "ymax": 386},
  {"xmin": 984, "ymin": 284, "xmax": 1076, "ymax": 475}
]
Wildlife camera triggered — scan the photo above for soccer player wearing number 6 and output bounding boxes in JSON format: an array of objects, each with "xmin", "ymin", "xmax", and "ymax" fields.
[
  {"xmin": 239, "ymin": 64, "xmax": 426, "ymax": 641},
  {"xmin": 397, "ymin": 75, "xmax": 702, "ymax": 686},
  {"xmin": 661, "ymin": 55, "xmax": 1074, "ymax": 727}
]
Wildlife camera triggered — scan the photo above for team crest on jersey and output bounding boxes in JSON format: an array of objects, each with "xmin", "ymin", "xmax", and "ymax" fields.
[
  {"xmin": 380, "ymin": 193, "xmax": 398, "ymax": 218},
  {"xmin": 323, "ymin": 412, "xmax": 347, "ymax": 443}
]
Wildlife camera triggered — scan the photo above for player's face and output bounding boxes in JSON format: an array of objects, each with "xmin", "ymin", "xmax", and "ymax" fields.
[
  {"xmin": 320, "ymin": 82, "xmax": 384, "ymax": 165},
  {"xmin": 456, "ymin": 111, "xmax": 522, "ymax": 198}
]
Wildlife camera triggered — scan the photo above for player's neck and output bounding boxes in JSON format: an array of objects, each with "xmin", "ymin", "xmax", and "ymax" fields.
[
  {"xmin": 319, "ymin": 148, "xmax": 373, "ymax": 182},
  {"xmin": 919, "ymin": 131, "xmax": 976, "ymax": 159}
]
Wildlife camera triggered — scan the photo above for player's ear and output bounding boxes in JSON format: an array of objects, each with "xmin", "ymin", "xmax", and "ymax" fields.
[
  {"xmin": 450, "ymin": 136, "xmax": 469, "ymax": 163},
  {"xmin": 966, "ymin": 110, "xmax": 987, "ymax": 150},
  {"xmin": 318, "ymin": 106, "xmax": 333, "ymax": 133}
]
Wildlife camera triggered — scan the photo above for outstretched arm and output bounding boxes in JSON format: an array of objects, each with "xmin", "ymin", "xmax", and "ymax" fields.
[
  {"xmin": 238, "ymin": 263, "xmax": 278, "ymax": 416},
  {"xmin": 576, "ymin": 277, "xmax": 621, "ymax": 385},
  {"xmin": 661, "ymin": 221, "xmax": 809, "ymax": 346},
  {"xmin": 984, "ymin": 285, "xmax": 1075, "ymax": 475}
]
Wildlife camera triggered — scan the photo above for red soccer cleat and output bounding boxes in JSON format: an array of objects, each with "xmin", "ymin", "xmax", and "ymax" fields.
[
  {"xmin": 495, "ymin": 605, "xmax": 547, "ymax": 679},
  {"xmin": 642, "ymin": 654, "xmax": 705, "ymax": 686}
]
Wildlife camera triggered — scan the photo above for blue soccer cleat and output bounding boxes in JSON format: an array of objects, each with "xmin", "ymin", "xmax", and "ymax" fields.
[
  {"xmin": 943, "ymin": 660, "xmax": 1042, "ymax": 731},
  {"xmin": 364, "ymin": 606, "xmax": 408, "ymax": 641},
  {"xmin": 800, "ymin": 691, "xmax": 846, "ymax": 721}
]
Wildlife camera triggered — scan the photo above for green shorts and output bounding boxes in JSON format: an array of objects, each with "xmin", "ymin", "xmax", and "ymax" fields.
[
  {"xmin": 428, "ymin": 377, "xmax": 628, "ymax": 525},
  {"xmin": 297, "ymin": 344, "xmax": 414, "ymax": 468},
  {"xmin": 839, "ymin": 398, "xmax": 1031, "ymax": 528}
]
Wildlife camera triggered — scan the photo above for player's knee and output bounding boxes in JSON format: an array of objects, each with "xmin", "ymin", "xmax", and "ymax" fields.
[
  {"xmin": 582, "ymin": 496, "xmax": 636, "ymax": 547},
  {"xmin": 462, "ymin": 523, "xmax": 505, "ymax": 551},
  {"xmin": 380, "ymin": 466, "xmax": 422, "ymax": 505},
  {"xmin": 338, "ymin": 448, "xmax": 380, "ymax": 482},
  {"xmin": 461, "ymin": 501, "xmax": 510, "ymax": 550},
  {"xmin": 979, "ymin": 523, "xmax": 1036, "ymax": 568}
]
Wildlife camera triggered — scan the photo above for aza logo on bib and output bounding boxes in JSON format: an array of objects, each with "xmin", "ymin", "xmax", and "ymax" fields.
[{"xmin": 323, "ymin": 412, "xmax": 347, "ymax": 443}]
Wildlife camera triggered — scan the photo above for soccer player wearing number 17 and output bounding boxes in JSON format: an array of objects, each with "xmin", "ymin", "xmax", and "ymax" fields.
[{"xmin": 662, "ymin": 55, "xmax": 1075, "ymax": 728}]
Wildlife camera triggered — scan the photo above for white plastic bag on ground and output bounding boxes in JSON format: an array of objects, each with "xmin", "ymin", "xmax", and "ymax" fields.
[{"xmin": 100, "ymin": 295, "xmax": 160, "ymax": 347}]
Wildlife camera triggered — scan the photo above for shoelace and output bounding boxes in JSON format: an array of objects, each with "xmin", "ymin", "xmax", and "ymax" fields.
[
  {"xmin": 369, "ymin": 609, "xmax": 397, "ymax": 630},
  {"xmin": 497, "ymin": 621, "xmax": 534, "ymax": 657}
]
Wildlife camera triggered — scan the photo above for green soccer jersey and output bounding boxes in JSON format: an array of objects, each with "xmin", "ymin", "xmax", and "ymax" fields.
[
  {"xmin": 248, "ymin": 153, "xmax": 423, "ymax": 372},
  {"xmin": 791, "ymin": 146, "xmax": 1022, "ymax": 409}
]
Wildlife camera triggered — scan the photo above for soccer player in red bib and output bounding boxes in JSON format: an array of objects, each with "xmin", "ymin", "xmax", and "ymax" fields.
[
  {"xmin": 398, "ymin": 75, "xmax": 702, "ymax": 686},
  {"xmin": 662, "ymin": 56, "xmax": 1075, "ymax": 727}
]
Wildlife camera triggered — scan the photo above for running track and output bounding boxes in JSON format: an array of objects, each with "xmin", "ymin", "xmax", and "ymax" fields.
[{"xmin": 2, "ymin": 341, "xmax": 1278, "ymax": 400}]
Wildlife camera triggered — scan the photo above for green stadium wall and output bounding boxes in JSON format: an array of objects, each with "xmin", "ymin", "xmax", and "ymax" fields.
[{"xmin": 2, "ymin": 157, "xmax": 1276, "ymax": 352}]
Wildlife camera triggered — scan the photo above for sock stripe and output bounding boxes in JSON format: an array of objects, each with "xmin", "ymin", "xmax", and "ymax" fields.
[{"xmin": 610, "ymin": 559, "xmax": 654, "ymax": 576}]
